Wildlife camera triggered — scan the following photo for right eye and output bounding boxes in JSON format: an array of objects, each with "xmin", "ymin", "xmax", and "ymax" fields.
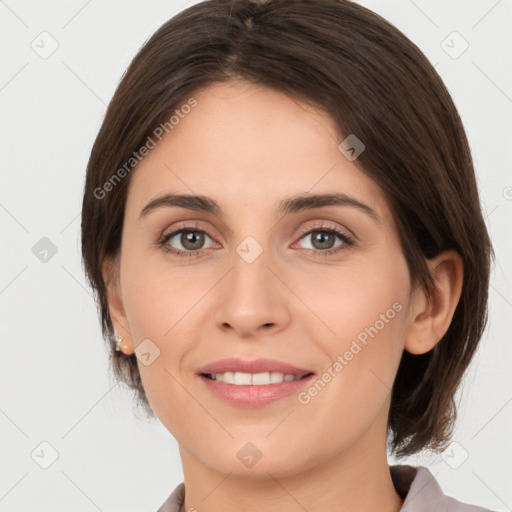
[{"xmin": 158, "ymin": 226, "xmax": 217, "ymax": 257}]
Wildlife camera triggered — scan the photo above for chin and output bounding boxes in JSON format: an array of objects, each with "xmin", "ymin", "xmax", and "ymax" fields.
[{"xmin": 192, "ymin": 438, "xmax": 316, "ymax": 480}]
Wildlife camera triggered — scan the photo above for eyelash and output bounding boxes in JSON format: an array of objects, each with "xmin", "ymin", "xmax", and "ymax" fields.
[{"xmin": 156, "ymin": 221, "xmax": 355, "ymax": 259}]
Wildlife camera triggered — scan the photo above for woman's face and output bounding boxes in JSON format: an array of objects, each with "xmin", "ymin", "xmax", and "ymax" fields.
[{"xmin": 111, "ymin": 80, "xmax": 415, "ymax": 478}]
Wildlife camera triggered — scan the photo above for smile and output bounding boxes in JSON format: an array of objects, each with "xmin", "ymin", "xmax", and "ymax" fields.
[{"xmin": 203, "ymin": 371, "xmax": 309, "ymax": 385}]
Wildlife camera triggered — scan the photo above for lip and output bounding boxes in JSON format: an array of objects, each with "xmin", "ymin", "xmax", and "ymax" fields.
[
  {"xmin": 196, "ymin": 357, "xmax": 314, "ymax": 377},
  {"xmin": 196, "ymin": 358, "xmax": 315, "ymax": 408}
]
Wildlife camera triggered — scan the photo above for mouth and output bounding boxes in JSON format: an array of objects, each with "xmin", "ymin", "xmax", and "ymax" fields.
[{"xmin": 196, "ymin": 358, "xmax": 316, "ymax": 407}]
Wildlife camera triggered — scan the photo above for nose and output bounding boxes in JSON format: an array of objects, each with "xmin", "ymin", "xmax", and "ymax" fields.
[{"xmin": 213, "ymin": 243, "xmax": 291, "ymax": 339}]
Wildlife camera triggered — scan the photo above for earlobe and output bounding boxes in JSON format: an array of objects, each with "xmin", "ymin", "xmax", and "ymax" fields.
[
  {"xmin": 102, "ymin": 255, "xmax": 135, "ymax": 355},
  {"xmin": 404, "ymin": 250, "xmax": 464, "ymax": 355}
]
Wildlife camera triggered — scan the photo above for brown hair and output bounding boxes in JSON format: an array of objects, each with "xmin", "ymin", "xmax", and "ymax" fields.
[{"xmin": 81, "ymin": 0, "xmax": 493, "ymax": 458}]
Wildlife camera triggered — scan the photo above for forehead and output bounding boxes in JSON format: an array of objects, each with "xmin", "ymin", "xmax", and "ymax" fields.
[{"xmin": 125, "ymin": 80, "xmax": 390, "ymax": 223}]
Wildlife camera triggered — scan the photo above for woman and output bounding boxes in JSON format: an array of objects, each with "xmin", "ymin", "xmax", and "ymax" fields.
[{"xmin": 81, "ymin": 0, "xmax": 495, "ymax": 510}]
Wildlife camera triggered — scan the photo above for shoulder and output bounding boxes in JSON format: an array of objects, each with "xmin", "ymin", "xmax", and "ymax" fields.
[
  {"xmin": 390, "ymin": 464, "xmax": 497, "ymax": 512},
  {"xmin": 157, "ymin": 482, "xmax": 185, "ymax": 512}
]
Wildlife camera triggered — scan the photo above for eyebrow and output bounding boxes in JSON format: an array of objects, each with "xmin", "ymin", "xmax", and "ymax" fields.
[{"xmin": 139, "ymin": 192, "xmax": 380, "ymax": 223}]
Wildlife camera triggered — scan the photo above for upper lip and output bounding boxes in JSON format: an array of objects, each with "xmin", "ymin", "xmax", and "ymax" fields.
[{"xmin": 197, "ymin": 358, "xmax": 314, "ymax": 377}]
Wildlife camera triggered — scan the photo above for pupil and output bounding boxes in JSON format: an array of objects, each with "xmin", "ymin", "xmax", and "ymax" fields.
[
  {"xmin": 313, "ymin": 231, "xmax": 334, "ymax": 249},
  {"xmin": 182, "ymin": 231, "xmax": 204, "ymax": 250}
]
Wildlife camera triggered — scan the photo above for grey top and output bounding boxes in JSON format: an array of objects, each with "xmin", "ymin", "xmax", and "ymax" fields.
[{"xmin": 157, "ymin": 464, "xmax": 496, "ymax": 512}]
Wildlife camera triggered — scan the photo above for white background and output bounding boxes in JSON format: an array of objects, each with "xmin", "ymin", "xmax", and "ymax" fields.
[{"xmin": 0, "ymin": 0, "xmax": 511, "ymax": 511}]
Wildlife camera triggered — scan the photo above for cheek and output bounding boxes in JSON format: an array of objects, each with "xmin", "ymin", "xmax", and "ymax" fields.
[
  {"xmin": 120, "ymin": 247, "xmax": 198, "ymax": 342},
  {"xmin": 296, "ymin": 254, "xmax": 410, "ymax": 388},
  {"xmin": 288, "ymin": 267, "xmax": 409, "ymax": 452},
  {"xmin": 118, "ymin": 252, "xmax": 206, "ymax": 420},
  {"xmin": 302, "ymin": 257, "xmax": 408, "ymax": 333}
]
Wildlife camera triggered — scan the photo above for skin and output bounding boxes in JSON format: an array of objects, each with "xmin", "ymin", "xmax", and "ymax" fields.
[{"xmin": 104, "ymin": 80, "xmax": 463, "ymax": 512}]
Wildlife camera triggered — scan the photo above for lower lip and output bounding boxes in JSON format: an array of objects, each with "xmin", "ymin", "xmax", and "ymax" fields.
[{"xmin": 198, "ymin": 374, "xmax": 315, "ymax": 408}]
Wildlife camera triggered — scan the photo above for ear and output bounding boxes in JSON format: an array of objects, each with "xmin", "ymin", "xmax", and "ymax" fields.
[
  {"xmin": 102, "ymin": 255, "xmax": 135, "ymax": 355},
  {"xmin": 404, "ymin": 250, "xmax": 463, "ymax": 355}
]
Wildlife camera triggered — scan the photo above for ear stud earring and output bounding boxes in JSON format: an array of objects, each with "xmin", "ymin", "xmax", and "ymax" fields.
[{"xmin": 114, "ymin": 334, "xmax": 124, "ymax": 351}]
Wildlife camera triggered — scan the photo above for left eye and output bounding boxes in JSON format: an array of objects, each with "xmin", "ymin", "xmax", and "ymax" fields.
[{"xmin": 295, "ymin": 227, "xmax": 354, "ymax": 252}]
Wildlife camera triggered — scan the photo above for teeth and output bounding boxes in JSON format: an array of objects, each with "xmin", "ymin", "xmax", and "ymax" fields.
[{"xmin": 209, "ymin": 371, "xmax": 301, "ymax": 385}]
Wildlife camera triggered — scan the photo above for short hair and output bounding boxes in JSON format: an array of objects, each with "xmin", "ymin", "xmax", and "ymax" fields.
[{"xmin": 81, "ymin": 0, "xmax": 493, "ymax": 458}]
